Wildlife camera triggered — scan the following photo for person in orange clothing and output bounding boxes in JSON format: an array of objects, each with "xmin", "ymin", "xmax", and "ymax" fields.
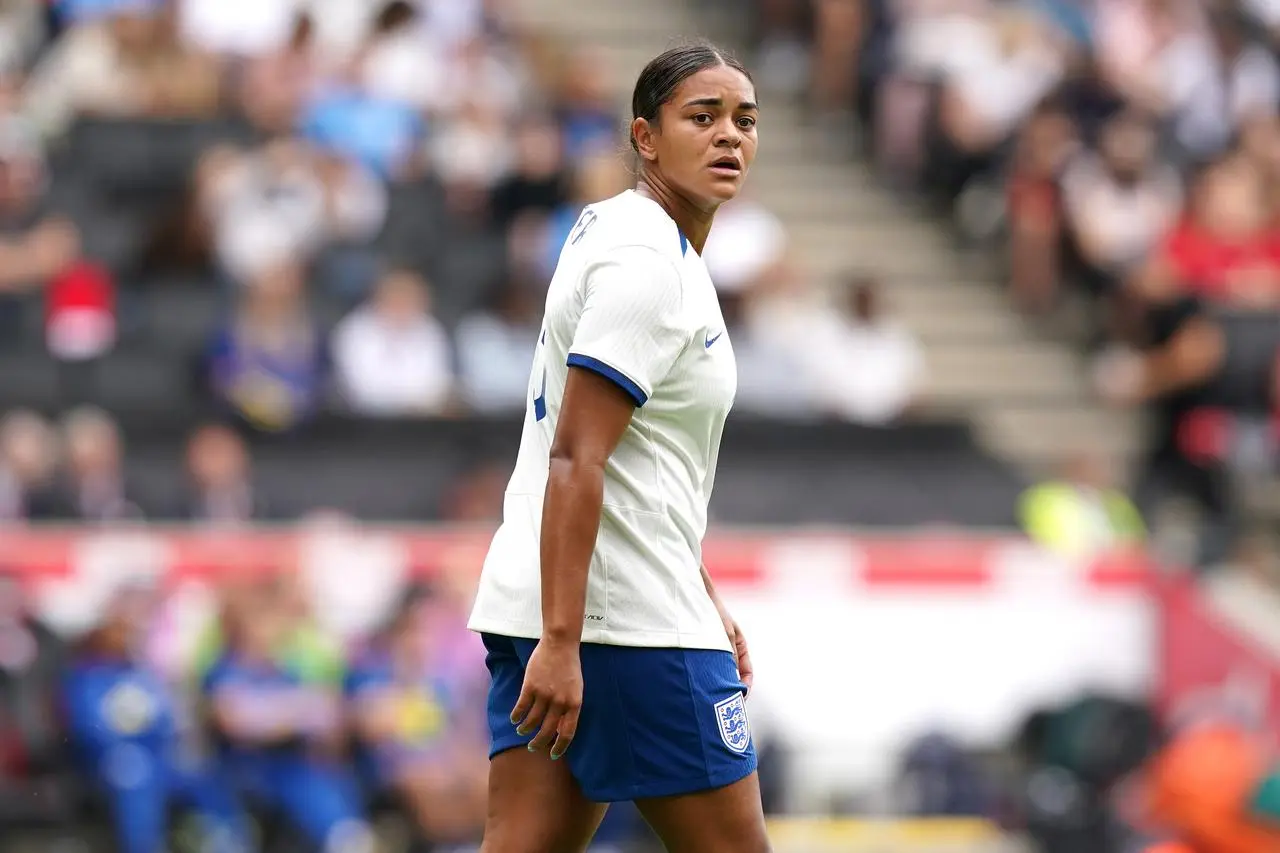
[{"xmin": 1140, "ymin": 723, "xmax": 1280, "ymax": 853}]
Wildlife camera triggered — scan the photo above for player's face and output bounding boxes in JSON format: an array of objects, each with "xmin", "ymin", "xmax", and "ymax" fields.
[{"xmin": 655, "ymin": 66, "xmax": 758, "ymax": 208}]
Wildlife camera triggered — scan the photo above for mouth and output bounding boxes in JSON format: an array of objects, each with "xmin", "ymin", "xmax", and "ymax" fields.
[{"xmin": 708, "ymin": 156, "xmax": 742, "ymax": 177}]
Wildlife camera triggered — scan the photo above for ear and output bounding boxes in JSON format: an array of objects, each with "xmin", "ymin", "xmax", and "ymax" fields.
[{"xmin": 631, "ymin": 116, "xmax": 659, "ymax": 162}]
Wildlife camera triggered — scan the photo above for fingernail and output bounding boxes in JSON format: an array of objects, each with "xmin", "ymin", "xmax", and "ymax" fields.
[
  {"xmin": 527, "ymin": 744, "xmax": 536, "ymax": 752},
  {"xmin": 551, "ymin": 753, "xmax": 561, "ymax": 761}
]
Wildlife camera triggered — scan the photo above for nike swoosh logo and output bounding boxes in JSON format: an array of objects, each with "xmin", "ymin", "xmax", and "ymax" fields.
[{"xmin": 704, "ymin": 331, "xmax": 723, "ymax": 349}]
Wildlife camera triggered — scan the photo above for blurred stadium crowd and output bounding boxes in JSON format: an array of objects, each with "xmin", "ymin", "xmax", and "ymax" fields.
[
  {"xmin": 0, "ymin": 0, "xmax": 1277, "ymax": 851},
  {"xmin": 751, "ymin": 0, "xmax": 1280, "ymax": 568}
]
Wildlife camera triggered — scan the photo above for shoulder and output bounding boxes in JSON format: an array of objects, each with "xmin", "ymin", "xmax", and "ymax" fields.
[{"xmin": 579, "ymin": 191, "xmax": 688, "ymax": 269}]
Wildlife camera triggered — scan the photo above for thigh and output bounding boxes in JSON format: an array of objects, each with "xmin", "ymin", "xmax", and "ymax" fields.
[
  {"xmin": 480, "ymin": 746, "xmax": 607, "ymax": 853},
  {"xmin": 635, "ymin": 771, "xmax": 771, "ymax": 853},
  {"xmin": 480, "ymin": 633, "xmax": 607, "ymax": 853}
]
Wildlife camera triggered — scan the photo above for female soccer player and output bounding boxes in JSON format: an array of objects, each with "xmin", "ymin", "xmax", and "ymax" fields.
[{"xmin": 466, "ymin": 42, "xmax": 770, "ymax": 853}]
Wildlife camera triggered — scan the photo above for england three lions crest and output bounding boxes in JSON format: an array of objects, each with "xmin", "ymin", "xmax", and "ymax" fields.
[{"xmin": 714, "ymin": 693, "xmax": 751, "ymax": 754}]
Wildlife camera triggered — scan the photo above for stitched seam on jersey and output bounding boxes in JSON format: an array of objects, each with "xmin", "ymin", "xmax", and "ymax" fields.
[{"xmin": 599, "ymin": 502, "xmax": 662, "ymax": 517}]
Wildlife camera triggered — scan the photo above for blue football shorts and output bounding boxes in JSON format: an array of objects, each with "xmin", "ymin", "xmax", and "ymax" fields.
[{"xmin": 482, "ymin": 633, "xmax": 758, "ymax": 802}]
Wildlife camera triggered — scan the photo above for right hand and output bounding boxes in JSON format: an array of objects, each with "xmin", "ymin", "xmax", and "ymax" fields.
[{"xmin": 510, "ymin": 637, "xmax": 582, "ymax": 761}]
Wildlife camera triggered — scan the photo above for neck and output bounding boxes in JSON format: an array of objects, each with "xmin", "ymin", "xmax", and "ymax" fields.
[{"xmin": 635, "ymin": 174, "xmax": 716, "ymax": 254}]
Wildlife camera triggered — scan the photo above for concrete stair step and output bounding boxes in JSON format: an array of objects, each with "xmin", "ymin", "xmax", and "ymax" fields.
[
  {"xmin": 975, "ymin": 406, "xmax": 1146, "ymax": 470},
  {"xmin": 906, "ymin": 308, "xmax": 1035, "ymax": 344},
  {"xmin": 924, "ymin": 345, "xmax": 1085, "ymax": 403}
]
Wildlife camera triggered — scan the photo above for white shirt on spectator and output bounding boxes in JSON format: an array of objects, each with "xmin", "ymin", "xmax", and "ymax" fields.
[
  {"xmin": 701, "ymin": 199, "xmax": 787, "ymax": 295},
  {"xmin": 361, "ymin": 29, "xmax": 448, "ymax": 112},
  {"xmin": 949, "ymin": 34, "xmax": 1065, "ymax": 138},
  {"xmin": 803, "ymin": 313, "xmax": 925, "ymax": 425},
  {"xmin": 1061, "ymin": 154, "xmax": 1183, "ymax": 268},
  {"xmin": 332, "ymin": 305, "xmax": 454, "ymax": 416},
  {"xmin": 178, "ymin": 0, "xmax": 301, "ymax": 56}
]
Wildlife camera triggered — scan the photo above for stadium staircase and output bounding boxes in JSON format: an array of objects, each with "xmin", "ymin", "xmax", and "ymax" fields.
[{"xmin": 511, "ymin": 0, "xmax": 1144, "ymax": 487}]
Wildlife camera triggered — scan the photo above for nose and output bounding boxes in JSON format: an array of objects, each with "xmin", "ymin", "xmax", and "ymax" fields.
[{"xmin": 714, "ymin": 119, "xmax": 742, "ymax": 148}]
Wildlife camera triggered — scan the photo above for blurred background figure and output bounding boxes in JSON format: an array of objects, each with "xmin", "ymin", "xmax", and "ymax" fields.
[
  {"xmin": 0, "ymin": 409, "xmax": 58, "ymax": 521},
  {"xmin": 200, "ymin": 579, "xmax": 370, "ymax": 853},
  {"xmin": 345, "ymin": 585, "xmax": 487, "ymax": 849},
  {"xmin": 57, "ymin": 406, "xmax": 142, "ymax": 522},
  {"xmin": 1019, "ymin": 450, "xmax": 1146, "ymax": 560},
  {"xmin": 62, "ymin": 582, "xmax": 247, "ymax": 853},
  {"xmin": 332, "ymin": 267, "xmax": 454, "ymax": 417},
  {"xmin": 174, "ymin": 423, "xmax": 264, "ymax": 524}
]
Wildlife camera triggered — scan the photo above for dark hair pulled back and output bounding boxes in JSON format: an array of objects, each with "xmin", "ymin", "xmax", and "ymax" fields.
[{"xmin": 629, "ymin": 41, "xmax": 753, "ymax": 153}]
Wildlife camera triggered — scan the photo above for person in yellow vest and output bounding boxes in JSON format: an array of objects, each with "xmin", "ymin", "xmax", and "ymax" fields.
[{"xmin": 1019, "ymin": 451, "xmax": 1146, "ymax": 559}]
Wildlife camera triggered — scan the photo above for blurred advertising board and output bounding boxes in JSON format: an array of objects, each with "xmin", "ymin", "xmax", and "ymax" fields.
[{"xmin": 0, "ymin": 525, "xmax": 1157, "ymax": 799}]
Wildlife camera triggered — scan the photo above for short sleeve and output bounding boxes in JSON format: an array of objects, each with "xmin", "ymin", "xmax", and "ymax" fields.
[{"xmin": 567, "ymin": 246, "xmax": 690, "ymax": 407}]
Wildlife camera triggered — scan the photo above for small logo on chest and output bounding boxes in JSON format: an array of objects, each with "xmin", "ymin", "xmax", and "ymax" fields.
[{"xmin": 704, "ymin": 331, "xmax": 724, "ymax": 349}]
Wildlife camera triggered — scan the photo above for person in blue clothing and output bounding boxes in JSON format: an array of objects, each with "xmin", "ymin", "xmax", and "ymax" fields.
[
  {"xmin": 62, "ymin": 583, "xmax": 248, "ymax": 853},
  {"xmin": 345, "ymin": 585, "xmax": 488, "ymax": 846},
  {"xmin": 202, "ymin": 585, "xmax": 373, "ymax": 853}
]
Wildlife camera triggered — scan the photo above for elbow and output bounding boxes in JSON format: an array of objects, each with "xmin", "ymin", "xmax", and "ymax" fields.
[{"xmin": 547, "ymin": 443, "xmax": 607, "ymax": 487}]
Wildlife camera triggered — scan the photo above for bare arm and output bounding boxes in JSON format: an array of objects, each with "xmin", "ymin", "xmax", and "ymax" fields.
[{"xmin": 539, "ymin": 367, "xmax": 637, "ymax": 642}]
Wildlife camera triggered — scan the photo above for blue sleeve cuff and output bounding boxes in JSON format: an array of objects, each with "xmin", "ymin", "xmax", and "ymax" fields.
[{"xmin": 566, "ymin": 353, "xmax": 648, "ymax": 407}]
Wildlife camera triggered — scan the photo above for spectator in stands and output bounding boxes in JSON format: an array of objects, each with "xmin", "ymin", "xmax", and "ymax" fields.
[
  {"xmin": 455, "ymin": 276, "xmax": 541, "ymax": 414},
  {"xmin": 298, "ymin": 79, "xmax": 424, "ymax": 182},
  {"xmin": 0, "ymin": 409, "xmax": 59, "ymax": 521},
  {"xmin": 751, "ymin": 0, "xmax": 812, "ymax": 99},
  {"xmin": 702, "ymin": 195, "xmax": 789, "ymax": 298},
  {"xmin": 488, "ymin": 114, "xmax": 570, "ymax": 230},
  {"xmin": 175, "ymin": 423, "xmax": 265, "ymax": 524},
  {"xmin": 436, "ymin": 33, "xmax": 524, "ymax": 120},
  {"xmin": 201, "ymin": 582, "xmax": 371, "ymax": 853},
  {"xmin": 1141, "ymin": 156, "xmax": 1280, "ymax": 309},
  {"xmin": 552, "ymin": 47, "xmax": 618, "ymax": 160},
  {"xmin": 332, "ymin": 267, "xmax": 454, "ymax": 417},
  {"xmin": 345, "ymin": 585, "xmax": 487, "ymax": 845},
  {"xmin": 357, "ymin": 1, "xmax": 445, "ymax": 115},
  {"xmin": 429, "ymin": 95, "xmax": 513, "ymax": 218},
  {"xmin": 719, "ymin": 283, "xmax": 816, "ymax": 417},
  {"xmin": 63, "ymin": 582, "xmax": 248, "ymax": 853},
  {"xmin": 0, "ymin": 574, "xmax": 67, "ymax": 812},
  {"xmin": 203, "ymin": 259, "xmax": 329, "ymax": 434},
  {"xmin": 1005, "ymin": 103, "xmax": 1080, "ymax": 316},
  {"xmin": 25, "ymin": 0, "xmax": 221, "ymax": 140},
  {"xmin": 56, "ymin": 406, "xmax": 142, "ymax": 521},
  {"xmin": 1019, "ymin": 450, "xmax": 1146, "ymax": 559},
  {"xmin": 195, "ymin": 140, "xmax": 386, "ymax": 293},
  {"xmin": 1062, "ymin": 111, "xmax": 1183, "ymax": 333},
  {"xmin": 0, "ymin": 107, "xmax": 81, "ymax": 337},
  {"xmin": 176, "ymin": 0, "xmax": 305, "ymax": 59},
  {"xmin": 803, "ymin": 275, "xmax": 926, "ymax": 425},
  {"xmin": 237, "ymin": 11, "xmax": 320, "ymax": 136}
]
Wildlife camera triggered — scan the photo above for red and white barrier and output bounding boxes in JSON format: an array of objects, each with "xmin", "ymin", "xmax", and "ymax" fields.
[{"xmin": 0, "ymin": 524, "xmax": 1162, "ymax": 799}]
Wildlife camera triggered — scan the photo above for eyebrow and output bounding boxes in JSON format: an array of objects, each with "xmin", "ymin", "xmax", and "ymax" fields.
[{"xmin": 681, "ymin": 97, "xmax": 759, "ymax": 111}]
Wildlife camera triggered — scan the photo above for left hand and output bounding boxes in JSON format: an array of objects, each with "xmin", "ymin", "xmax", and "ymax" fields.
[{"xmin": 716, "ymin": 601, "xmax": 753, "ymax": 695}]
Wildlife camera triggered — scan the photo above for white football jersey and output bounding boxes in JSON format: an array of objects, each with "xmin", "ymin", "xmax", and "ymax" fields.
[{"xmin": 467, "ymin": 190, "xmax": 737, "ymax": 652}]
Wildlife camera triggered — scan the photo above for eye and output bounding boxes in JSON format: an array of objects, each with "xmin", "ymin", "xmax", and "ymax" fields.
[
  {"xmin": 692, "ymin": 113, "xmax": 714, "ymax": 125},
  {"xmin": 737, "ymin": 116, "xmax": 757, "ymax": 129}
]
